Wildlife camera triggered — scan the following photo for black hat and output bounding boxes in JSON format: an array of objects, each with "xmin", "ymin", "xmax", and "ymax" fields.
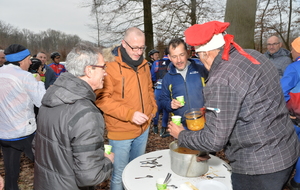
[
  {"xmin": 148, "ymin": 49, "xmax": 159, "ymax": 57},
  {"xmin": 4, "ymin": 44, "xmax": 30, "ymax": 62},
  {"xmin": 29, "ymin": 58, "xmax": 42, "ymax": 73},
  {"xmin": 50, "ymin": 52, "xmax": 61, "ymax": 60}
]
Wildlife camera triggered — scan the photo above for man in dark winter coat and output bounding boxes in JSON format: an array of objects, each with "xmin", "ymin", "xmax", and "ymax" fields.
[
  {"xmin": 264, "ymin": 35, "xmax": 292, "ymax": 77},
  {"xmin": 33, "ymin": 43, "xmax": 114, "ymax": 190}
]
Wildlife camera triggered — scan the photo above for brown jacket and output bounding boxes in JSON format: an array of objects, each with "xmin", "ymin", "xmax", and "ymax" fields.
[{"xmin": 95, "ymin": 47, "xmax": 157, "ymax": 140}]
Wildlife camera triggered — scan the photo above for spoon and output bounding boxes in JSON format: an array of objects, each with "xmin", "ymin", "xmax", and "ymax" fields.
[
  {"xmin": 135, "ymin": 175, "xmax": 153, "ymax": 179},
  {"xmin": 206, "ymin": 107, "xmax": 220, "ymax": 113},
  {"xmin": 206, "ymin": 176, "xmax": 225, "ymax": 179},
  {"xmin": 163, "ymin": 173, "xmax": 172, "ymax": 184}
]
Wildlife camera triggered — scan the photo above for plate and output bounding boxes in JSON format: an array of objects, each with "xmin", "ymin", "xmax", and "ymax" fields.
[{"xmin": 196, "ymin": 180, "xmax": 228, "ymax": 190}]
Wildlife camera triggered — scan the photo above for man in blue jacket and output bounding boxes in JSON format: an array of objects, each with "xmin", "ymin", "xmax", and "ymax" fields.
[{"xmin": 160, "ymin": 38, "xmax": 207, "ymax": 132}]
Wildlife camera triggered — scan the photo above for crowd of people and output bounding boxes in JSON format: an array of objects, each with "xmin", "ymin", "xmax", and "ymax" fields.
[{"xmin": 0, "ymin": 20, "xmax": 299, "ymax": 190}]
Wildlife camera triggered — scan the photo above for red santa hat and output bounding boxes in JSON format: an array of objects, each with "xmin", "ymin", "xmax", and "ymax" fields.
[{"xmin": 184, "ymin": 21, "xmax": 260, "ymax": 64}]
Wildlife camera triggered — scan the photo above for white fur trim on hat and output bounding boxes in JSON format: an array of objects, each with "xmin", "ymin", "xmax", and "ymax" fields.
[{"xmin": 195, "ymin": 33, "xmax": 225, "ymax": 52}]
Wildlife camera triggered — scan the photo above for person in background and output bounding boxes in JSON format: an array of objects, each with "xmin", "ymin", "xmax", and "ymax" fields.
[
  {"xmin": 264, "ymin": 35, "xmax": 292, "ymax": 77},
  {"xmin": 0, "ymin": 175, "xmax": 3, "ymax": 190},
  {"xmin": 48, "ymin": 51, "xmax": 66, "ymax": 78},
  {"xmin": 280, "ymin": 36, "xmax": 300, "ymax": 190},
  {"xmin": 0, "ymin": 44, "xmax": 46, "ymax": 190},
  {"xmin": 33, "ymin": 42, "xmax": 114, "ymax": 190},
  {"xmin": 150, "ymin": 48, "xmax": 171, "ymax": 137},
  {"xmin": 95, "ymin": 27, "xmax": 157, "ymax": 190},
  {"xmin": 0, "ymin": 49, "xmax": 5, "ymax": 67},
  {"xmin": 168, "ymin": 21, "xmax": 300, "ymax": 190},
  {"xmin": 36, "ymin": 52, "xmax": 57, "ymax": 89},
  {"xmin": 148, "ymin": 49, "xmax": 160, "ymax": 68},
  {"xmin": 160, "ymin": 38, "xmax": 207, "ymax": 130}
]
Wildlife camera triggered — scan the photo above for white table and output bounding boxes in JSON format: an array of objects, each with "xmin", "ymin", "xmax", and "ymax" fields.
[{"xmin": 122, "ymin": 149, "xmax": 232, "ymax": 190}]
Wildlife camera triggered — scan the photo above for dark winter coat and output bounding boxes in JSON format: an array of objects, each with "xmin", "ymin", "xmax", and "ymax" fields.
[{"xmin": 33, "ymin": 72, "xmax": 112, "ymax": 190}]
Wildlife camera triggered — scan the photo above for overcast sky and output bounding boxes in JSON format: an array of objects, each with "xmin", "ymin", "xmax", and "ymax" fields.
[{"xmin": 1, "ymin": 0, "xmax": 95, "ymax": 42}]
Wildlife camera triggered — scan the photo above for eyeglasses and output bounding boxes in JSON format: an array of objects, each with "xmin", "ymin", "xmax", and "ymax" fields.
[
  {"xmin": 124, "ymin": 40, "xmax": 147, "ymax": 52},
  {"xmin": 267, "ymin": 42, "xmax": 280, "ymax": 46},
  {"xmin": 91, "ymin": 64, "xmax": 107, "ymax": 70}
]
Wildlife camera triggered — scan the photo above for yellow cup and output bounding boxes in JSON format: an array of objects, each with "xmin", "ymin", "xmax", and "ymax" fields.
[{"xmin": 176, "ymin": 96, "xmax": 185, "ymax": 106}]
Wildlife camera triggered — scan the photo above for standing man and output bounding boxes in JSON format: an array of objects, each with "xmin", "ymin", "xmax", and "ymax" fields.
[
  {"xmin": 34, "ymin": 43, "xmax": 114, "ymax": 190},
  {"xmin": 168, "ymin": 21, "xmax": 300, "ymax": 190},
  {"xmin": 36, "ymin": 52, "xmax": 57, "ymax": 89},
  {"xmin": 48, "ymin": 51, "xmax": 66, "ymax": 78},
  {"xmin": 0, "ymin": 49, "xmax": 6, "ymax": 67},
  {"xmin": 150, "ymin": 48, "xmax": 171, "ymax": 137},
  {"xmin": 264, "ymin": 35, "xmax": 292, "ymax": 77},
  {"xmin": 148, "ymin": 49, "xmax": 160, "ymax": 68},
  {"xmin": 95, "ymin": 27, "xmax": 157, "ymax": 190},
  {"xmin": 160, "ymin": 38, "xmax": 207, "ymax": 131},
  {"xmin": 280, "ymin": 37, "xmax": 300, "ymax": 190},
  {"xmin": 0, "ymin": 44, "xmax": 46, "ymax": 190}
]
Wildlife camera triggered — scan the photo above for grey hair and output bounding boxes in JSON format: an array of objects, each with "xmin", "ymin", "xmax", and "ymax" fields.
[
  {"xmin": 65, "ymin": 43, "xmax": 102, "ymax": 77},
  {"xmin": 0, "ymin": 49, "xmax": 4, "ymax": 53}
]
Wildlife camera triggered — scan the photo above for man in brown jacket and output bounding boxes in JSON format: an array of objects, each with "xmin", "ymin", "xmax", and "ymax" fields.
[{"xmin": 95, "ymin": 27, "xmax": 157, "ymax": 190}]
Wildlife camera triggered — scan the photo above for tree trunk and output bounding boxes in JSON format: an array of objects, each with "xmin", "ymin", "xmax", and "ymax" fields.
[
  {"xmin": 143, "ymin": 0, "xmax": 154, "ymax": 60},
  {"xmin": 224, "ymin": 0, "xmax": 257, "ymax": 49},
  {"xmin": 190, "ymin": 0, "xmax": 197, "ymax": 25}
]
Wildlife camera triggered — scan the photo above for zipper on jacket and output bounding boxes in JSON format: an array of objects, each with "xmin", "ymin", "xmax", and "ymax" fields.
[
  {"xmin": 122, "ymin": 77, "xmax": 125, "ymax": 99},
  {"xmin": 136, "ymin": 71, "xmax": 146, "ymax": 135}
]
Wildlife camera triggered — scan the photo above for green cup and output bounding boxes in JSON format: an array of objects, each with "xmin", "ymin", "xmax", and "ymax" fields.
[
  {"xmin": 104, "ymin": 144, "xmax": 112, "ymax": 155},
  {"xmin": 176, "ymin": 96, "xmax": 185, "ymax": 106},
  {"xmin": 171, "ymin": 115, "xmax": 182, "ymax": 126},
  {"xmin": 156, "ymin": 178, "xmax": 167, "ymax": 190}
]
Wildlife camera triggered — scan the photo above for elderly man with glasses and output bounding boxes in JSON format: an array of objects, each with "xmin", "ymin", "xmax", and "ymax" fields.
[
  {"xmin": 95, "ymin": 27, "xmax": 157, "ymax": 190},
  {"xmin": 264, "ymin": 35, "xmax": 292, "ymax": 77}
]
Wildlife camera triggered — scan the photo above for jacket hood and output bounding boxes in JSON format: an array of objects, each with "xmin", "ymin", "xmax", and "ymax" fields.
[
  {"xmin": 42, "ymin": 72, "xmax": 95, "ymax": 107},
  {"xmin": 265, "ymin": 48, "xmax": 291, "ymax": 58}
]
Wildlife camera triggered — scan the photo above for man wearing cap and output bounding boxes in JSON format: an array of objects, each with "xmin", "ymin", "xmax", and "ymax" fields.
[
  {"xmin": 0, "ymin": 44, "xmax": 46, "ymax": 190},
  {"xmin": 264, "ymin": 36, "xmax": 292, "ymax": 77},
  {"xmin": 148, "ymin": 49, "xmax": 160, "ymax": 68},
  {"xmin": 48, "ymin": 51, "xmax": 66, "ymax": 78},
  {"xmin": 280, "ymin": 36, "xmax": 300, "ymax": 190},
  {"xmin": 168, "ymin": 21, "xmax": 300, "ymax": 190}
]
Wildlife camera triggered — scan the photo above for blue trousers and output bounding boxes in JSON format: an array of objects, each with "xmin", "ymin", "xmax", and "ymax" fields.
[{"xmin": 109, "ymin": 127, "xmax": 149, "ymax": 190}]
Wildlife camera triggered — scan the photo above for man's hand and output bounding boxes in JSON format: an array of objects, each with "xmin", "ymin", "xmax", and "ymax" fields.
[
  {"xmin": 196, "ymin": 154, "xmax": 211, "ymax": 162},
  {"xmin": 104, "ymin": 152, "xmax": 114, "ymax": 163},
  {"xmin": 35, "ymin": 74, "xmax": 42, "ymax": 81},
  {"xmin": 132, "ymin": 111, "xmax": 149, "ymax": 125},
  {"xmin": 171, "ymin": 99, "xmax": 183, "ymax": 109},
  {"xmin": 168, "ymin": 121, "xmax": 185, "ymax": 139}
]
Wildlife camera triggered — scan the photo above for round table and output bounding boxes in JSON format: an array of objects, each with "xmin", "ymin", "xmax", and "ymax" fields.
[{"xmin": 122, "ymin": 149, "xmax": 232, "ymax": 190}]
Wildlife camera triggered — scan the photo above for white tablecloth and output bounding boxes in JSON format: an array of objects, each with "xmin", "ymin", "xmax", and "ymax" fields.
[{"xmin": 122, "ymin": 149, "xmax": 232, "ymax": 190}]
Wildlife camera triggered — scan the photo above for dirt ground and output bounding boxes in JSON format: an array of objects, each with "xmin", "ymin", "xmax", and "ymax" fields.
[{"xmin": 0, "ymin": 124, "xmax": 292, "ymax": 190}]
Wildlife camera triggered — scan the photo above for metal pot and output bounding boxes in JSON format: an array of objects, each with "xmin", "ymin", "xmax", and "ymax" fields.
[{"xmin": 169, "ymin": 140, "xmax": 208, "ymax": 177}]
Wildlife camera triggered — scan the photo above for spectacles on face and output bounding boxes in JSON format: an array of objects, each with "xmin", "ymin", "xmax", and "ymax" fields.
[
  {"xmin": 124, "ymin": 40, "xmax": 147, "ymax": 52},
  {"xmin": 267, "ymin": 42, "xmax": 280, "ymax": 46},
  {"xmin": 91, "ymin": 64, "xmax": 107, "ymax": 70}
]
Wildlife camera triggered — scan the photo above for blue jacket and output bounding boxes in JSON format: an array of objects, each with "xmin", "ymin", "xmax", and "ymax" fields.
[
  {"xmin": 281, "ymin": 56, "xmax": 300, "ymax": 119},
  {"xmin": 150, "ymin": 55, "xmax": 170, "ymax": 89},
  {"xmin": 160, "ymin": 59, "xmax": 207, "ymax": 127}
]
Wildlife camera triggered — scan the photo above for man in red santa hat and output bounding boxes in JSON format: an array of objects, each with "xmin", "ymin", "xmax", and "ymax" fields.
[{"xmin": 167, "ymin": 21, "xmax": 300, "ymax": 190}]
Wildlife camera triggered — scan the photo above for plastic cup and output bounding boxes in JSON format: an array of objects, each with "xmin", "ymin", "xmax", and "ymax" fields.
[
  {"xmin": 172, "ymin": 115, "xmax": 182, "ymax": 126},
  {"xmin": 176, "ymin": 96, "xmax": 185, "ymax": 106},
  {"xmin": 104, "ymin": 144, "xmax": 112, "ymax": 155},
  {"xmin": 156, "ymin": 178, "xmax": 167, "ymax": 190}
]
